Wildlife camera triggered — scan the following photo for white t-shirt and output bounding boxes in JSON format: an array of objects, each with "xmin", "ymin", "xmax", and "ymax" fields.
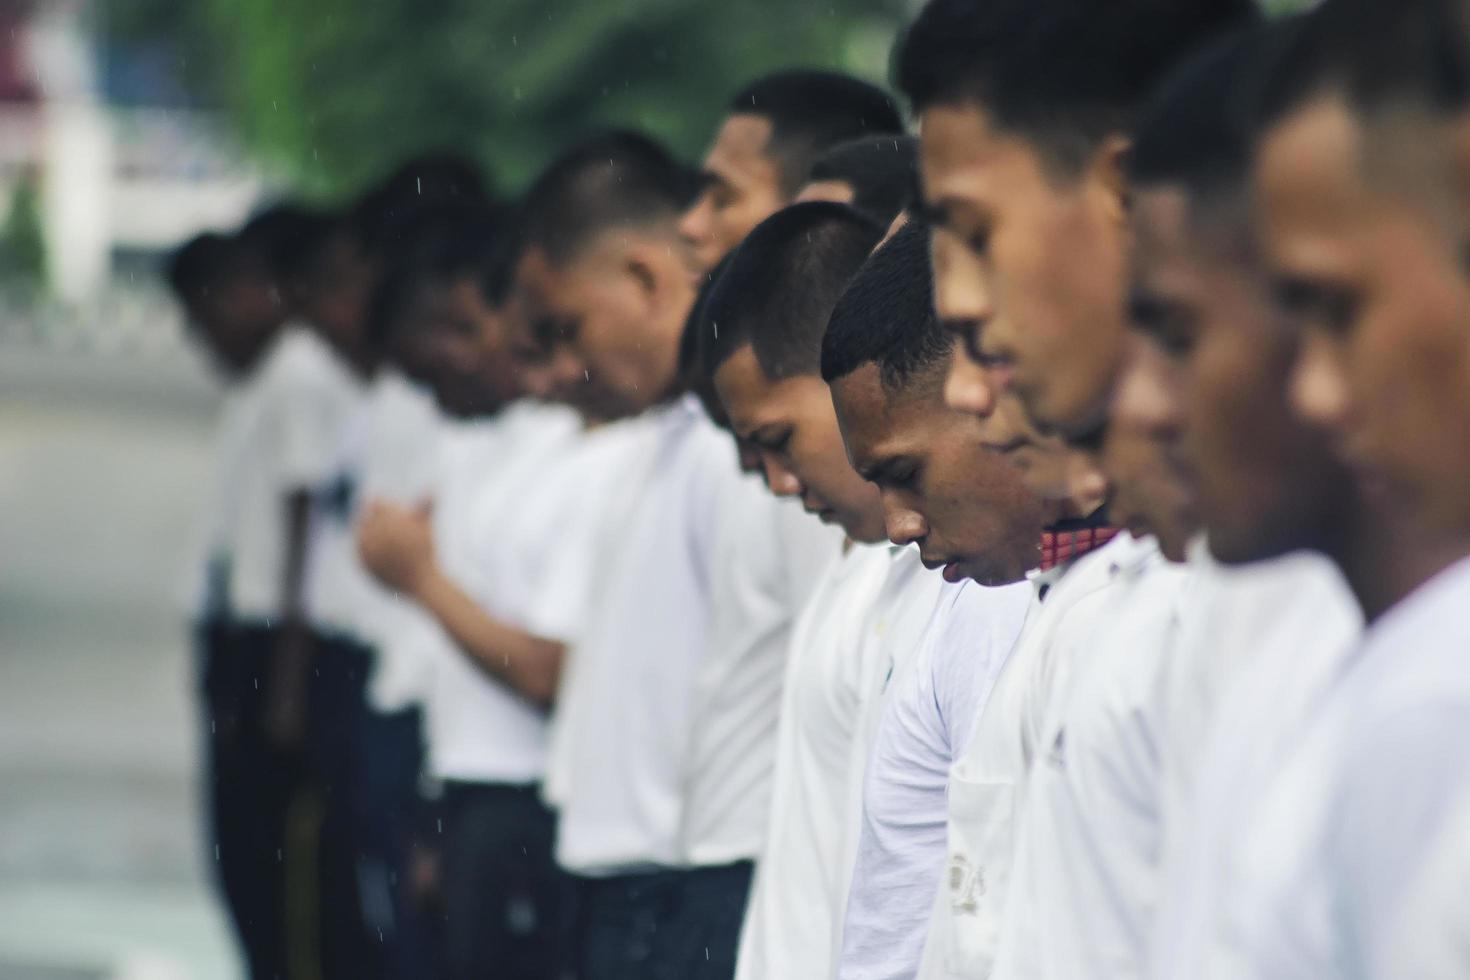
[
  {"xmin": 553, "ymin": 396, "xmax": 746, "ymax": 875},
  {"xmin": 917, "ymin": 532, "xmax": 1144, "ymax": 980},
  {"xmin": 302, "ymin": 371, "xmax": 443, "ymax": 711},
  {"xmin": 419, "ymin": 402, "xmax": 606, "ymax": 784},
  {"xmin": 1148, "ymin": 547, "xmax": 1361, "ymax": 980},
  {"xmin": 681, "ymin": 487, "xmax": 845, "ymax": 867},
  {"xmin": 734, "ymin": 541, "xmax": 892, "ymax": 980},
  {"xmin": 992, "ymin": 537, "xmax": 1189, "ymax": 980},
  {"xmin": 834, "ymin": 544, "xmax": 951, "ymax": 972},
  {"xmin": 1221, "ymin": 553, "xmax": 1470, "ymax": 980},
  {"xmin": 221, "ymin": 326, "xmax": 365, "ymax": 621},
  {"xmin": 839, "ymin": 578, "xmax": 1032, "ymax": 980}
]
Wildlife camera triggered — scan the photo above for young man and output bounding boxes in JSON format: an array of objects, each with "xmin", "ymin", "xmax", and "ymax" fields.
[
  {"xmin": 696, "ymin": 201, "xmax": 895, "ymax": 980},
  {"xmin": 356, "ymin": 203, "xmax": 642, "ymax": 980},
  {"xmin": 1192, "ymin": 1, "xmax": 1470, "ymax": 974},
  {"xmin": 818, "ymin": 220, "xmax": 1048, "ymax": 980},
  {"xmin": 169, "ymin": 228, "xmax": 298, "ymax": 980},
  {"xmin": 512, "ymin": 130, "xmax": 835, "ymax": 979},
  {"xmin": 679, "ymin": 70, "xmax": 904, "ymax": 273},
  {"xmin": 796, "ymin": 134, "xmax": 920, "ymax": 230},
  {"xmin": 896, "ymin": 0, "xmax": 1253, "ymax": 443}
]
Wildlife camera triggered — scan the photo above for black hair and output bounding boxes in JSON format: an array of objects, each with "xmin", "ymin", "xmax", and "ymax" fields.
[
  {"xmin": 699, "ymin": 202, "xmax": 884, "ymax": 382},
  {"xmin": 365, "ymin": 202, "xmax": 509, "ymax": 350},
  {"xmin": 821, "ymin": 219, "xmax": 952, "ymax": 390},
  {"xmin": 728, "ymin": 70, "xmax": 905, "ymax": 196},
  {"xmin": 1129, "ymin": 26, "xmax": 1270, "ymax": 210},
  {"xmin": 272, "ymin": 206, "xmax": 349, "ymax": 284},
  {"xmin": 517, "ymin": 129, "xmax": 699, "ymax": 266},
  {"xmin": 237, "ymin": 202, "xmax": 317, "ymax": 283},
  {"xmin": 896, "ymin": 0, "xmax": 1258, "ymax": 174},
  {"xmin": 1255, "ymin": 0, "xmax": 1470, "ymax": 137},
  {"xmin": 679, "ymin": 254, "xmax": 737, "ymax": 427},
  {"xmin": 807, "ymin": 134, "xmax": 920, "ymax": 227},
  {"xmin": 353, "ymin": 151, "xmax": 493, "ymax": 252},
  {"xmin": 166, "ymin": 232, "xmax": 243, "ymax": 303}
]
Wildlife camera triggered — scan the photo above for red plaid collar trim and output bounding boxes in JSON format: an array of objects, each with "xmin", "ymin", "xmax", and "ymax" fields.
[{"xmin": 1039, "ymin": 526, "xmax": 1121, "ymax": 572}]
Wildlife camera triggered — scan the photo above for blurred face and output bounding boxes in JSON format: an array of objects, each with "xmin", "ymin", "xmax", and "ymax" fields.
[
  {"xmin": 1104, "ymin": 333, "xmax": 1197, "ymax": 561},
  {"xmin": 514, "ymin": 235, "xmax": 694, "ymax": 420},
  {"xmin": 831, "ymin": 352, "xmax": 1050, "ymax": 585},
  {"xmin": 919, "ymin": 102, "xmax": 1131, "ymax": 440},
  {"xmin": 391, "ymin": 277, "xmax": 522, "ymax": 418},
  {"xmin": 189, "ymin": 271, "xmax": 281, "ymax": 374},
  {"xmin": 1259, "ymin": 96, "xmax": 1470, "ymax": 543},
  {"xmin": 715, "ymin": 346, "xmax": 886, "ymax": 541},
  {"xmin": 680, "ymin": 115, "xmax": 789, "ymax": 272},
  {"xmin": 1128, "ymin": 185, "xmax": 1346, "ymax": 564},
  {"xmin": 297, "ymin": 232, "xmax": 375, "ymax": 359}
]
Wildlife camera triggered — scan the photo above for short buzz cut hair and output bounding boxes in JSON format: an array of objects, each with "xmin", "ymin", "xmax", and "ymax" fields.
[
  {"xmin": 517, "ymin": 129, "xmax": 700, "ymax": 266},
  {"xmin": 807, "ymin": 134, "xmax": 920, "ymax": 228},
  {"xmin": 699, "ymin": 202, "xmax": 884, "ymax": 381},
  {"xmin": 729, "ymin": 70, "xmax": 905, "ymax": 197},
  {"xmin": 166, "ymin": 232, "xmax": 246, "ymax": 304},
  {"xmin": 1129, "ymin": 25, "xmax": 1272, "ymax": 213},
  {"xmin": 1255, "ymin": 0, "xmax": 1470, "ymax": 137},
  {"xmin": 896, "ymin": 0, "xmax": 1258, "ymax": 174},
  {"xmin": 821, "ymin": 219, "xmax": 952, "ymax": 390}
]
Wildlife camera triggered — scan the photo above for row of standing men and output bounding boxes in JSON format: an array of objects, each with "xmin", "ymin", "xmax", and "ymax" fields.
[{"xmin": 171, "ymin": 0, "xmax": 1470, "ymax": 977}]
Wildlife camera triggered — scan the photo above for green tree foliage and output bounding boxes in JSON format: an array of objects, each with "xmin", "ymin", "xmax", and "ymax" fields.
[
  {"xmin": 0, "ymin": 176, "xmax": 47, "ymax": 287},
  {"xmin": 108, "ymin": 0, "xmax": 906, "ymax": 197}
]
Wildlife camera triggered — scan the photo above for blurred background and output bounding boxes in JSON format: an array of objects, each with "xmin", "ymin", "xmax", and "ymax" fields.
[{"xmin": 0, "ymin": 1, "xmax": 901, "ymax": 977}]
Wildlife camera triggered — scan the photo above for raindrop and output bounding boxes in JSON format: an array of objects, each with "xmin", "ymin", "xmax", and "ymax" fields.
[
  {"xmin": 584, "ymin": 370, "xmax": 590, "ymax": 381},
  {"xmin": 254, "ymin": 677, "xmax": 259, "ymax": 690},
  {"xmin": 712, "ymin": 320, "xmax": 718, "ymax": 338},
  {"xmin": 277, "ymin": 849, "xmax": 283, "ymax": 862},
  {"xmin": 214, "ymin": 844, "xmax": 220, "ymax": 861},
  {"xmin": 706, "ymin": 948, "xmax": 710, "ymax": 961},
  {"xmin": 417, "ymin": 177, "xmax": 422, "ymax": 195}
]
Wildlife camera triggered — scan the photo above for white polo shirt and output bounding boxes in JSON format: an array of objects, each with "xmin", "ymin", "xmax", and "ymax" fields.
[
  {"xmin": 681, "ymin": 487, "xmax": 845, "ymax": 867},
  {"xmin": 917, "ymin": 532, "xmax": 1142, "ymax": 980},
  {"xmin": 839, "ymin": 578, "xmax": 1032, "ymax": 980},
  {"xmin": 553, "ymin": 396, "xmax": 746, "ymax": 875},
  {"xmin": 1221, "ymin": 554, "xmax": 1470, "ymax": 980},
  {"xmin": 221, "ymin": 326, "xmax": 365, "ymax": 622},
  {"xmin": 992, "ymin": 536, "xmax": 1189, "ymax": 980},
  {"xmin": 734, "ymin": 541, "xmax": 892, "ymax": 980},
  {"xmin": 1149, "ymin": 547, "xmax": 1361, "ymax": 980}
]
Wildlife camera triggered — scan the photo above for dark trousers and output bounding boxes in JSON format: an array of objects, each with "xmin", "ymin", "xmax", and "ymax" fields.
[
  {"xmin": 569, "ymin": 861, "xmax": 753, "ymax": 980},
  {"xmin": 306, "ymin": 634, "xmax": 380, "ymax": 980},
  {"xmin": 200, "ymin": 621, "xmax": 295, "ymax": 980},
  {"xmin": 354, "ymin": 704, "xmax": 438, "ymax": 980},
  {"xmin": 439, "ymin": 781, "xmax": 563, "ymax": 980}
]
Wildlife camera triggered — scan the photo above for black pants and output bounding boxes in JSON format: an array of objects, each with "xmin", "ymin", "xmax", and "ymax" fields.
[
  {"xmin": 305, "ymin": 634, "xmax": 380, "ymax": 980},
  {"xmin": 569, "ymin": 861, "xmax": 753, "ymax": 980},
  {"xmin": 439, "ymin": 781, "xmax": 563, "ymax": 980},
  {"xmin": 354, "ymin": 704, "xmax": 438, "ymax": 980},
  {"xmin": 199, "ymin": 620, "xmax": 297, "ymax": 980}
]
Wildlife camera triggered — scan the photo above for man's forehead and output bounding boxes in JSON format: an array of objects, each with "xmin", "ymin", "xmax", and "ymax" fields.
[{"xmin": 707, "ymin": 114, "xmax": 777, "ymax": 174}]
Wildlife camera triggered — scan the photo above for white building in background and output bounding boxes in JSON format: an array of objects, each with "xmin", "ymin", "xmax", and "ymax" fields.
[{"xmin": 5, "ymin": 0, "xmax": 264, "ymax": 305}]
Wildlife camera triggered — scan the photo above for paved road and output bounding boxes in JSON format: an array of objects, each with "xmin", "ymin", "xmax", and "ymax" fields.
[{"xmin": 0, "ymin": 344, "xmax": 240, "ymax": 980}]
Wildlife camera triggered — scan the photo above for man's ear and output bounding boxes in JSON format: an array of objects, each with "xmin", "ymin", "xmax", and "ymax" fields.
[{"xmin": 1090, "ymin": 133, "xmax": 1133, "ymax": 225}]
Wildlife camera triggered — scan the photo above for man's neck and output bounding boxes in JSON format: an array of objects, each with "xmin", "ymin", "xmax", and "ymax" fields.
[{"xmin": 1332, "ymin": 501, "xmax": 1470, "ymax": 623}]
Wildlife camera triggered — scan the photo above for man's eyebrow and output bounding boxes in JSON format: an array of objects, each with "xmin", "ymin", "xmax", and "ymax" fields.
[{"xmin": 909, "ymin": 200, "xmax": 949, "ymax": 226}]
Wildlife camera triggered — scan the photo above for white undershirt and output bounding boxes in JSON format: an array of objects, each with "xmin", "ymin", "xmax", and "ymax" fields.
[
  {"xmin": 840, "ymin": 578, "xmax": 1032, "ymax": 980},
  {"xmin": 734, "ymin": 541, "xmax": 892, "ymax": 980}
]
